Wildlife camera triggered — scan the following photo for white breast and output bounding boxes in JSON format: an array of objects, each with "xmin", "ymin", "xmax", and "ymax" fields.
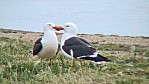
[{"xmin": 38, "ymin": 31, "xmax": 58, "ymax": 59}]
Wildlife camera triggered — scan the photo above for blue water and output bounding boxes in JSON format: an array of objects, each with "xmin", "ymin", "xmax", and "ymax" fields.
[{"xmin": 0, "ymin": 0, "xmax": 149, "ymax": 36}]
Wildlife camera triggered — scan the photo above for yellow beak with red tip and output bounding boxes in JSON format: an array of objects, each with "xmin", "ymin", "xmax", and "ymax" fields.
[{"xmin": 53, "ymin": 26, "xmax": 64, "ymax": 31}]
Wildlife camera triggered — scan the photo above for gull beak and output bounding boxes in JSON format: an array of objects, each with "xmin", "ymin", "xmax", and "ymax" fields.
[{"xmin": 53, "ymin": 26, "xmax": 64, "ymax": 31}]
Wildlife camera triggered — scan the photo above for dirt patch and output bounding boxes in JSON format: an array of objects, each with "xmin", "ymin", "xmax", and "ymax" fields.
[{"xmin": 0, "ymin": 29, "xmax": 149, "ymax": 46}]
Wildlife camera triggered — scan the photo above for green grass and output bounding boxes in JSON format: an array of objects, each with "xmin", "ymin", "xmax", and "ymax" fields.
[{"xmin": 0, "ymin": 37, "xmax": 149, "ymax": 84}]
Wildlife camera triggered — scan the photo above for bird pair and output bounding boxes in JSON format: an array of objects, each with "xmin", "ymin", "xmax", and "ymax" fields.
[{"xmin": 32, "ymin": 22, "xmax": 111, "ymax": 65}]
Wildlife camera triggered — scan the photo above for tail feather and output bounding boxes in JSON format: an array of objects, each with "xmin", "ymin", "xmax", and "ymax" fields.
[
  {"xmin": 80, "ymin": 54, "xmax": 111, "ymax": 64},
  {"xmin": 96, "ymin": 54, "xmax": 111, "ymax": 62}
]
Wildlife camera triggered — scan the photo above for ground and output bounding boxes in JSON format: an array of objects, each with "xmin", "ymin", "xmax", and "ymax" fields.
[{"xmin": 0, "ymin": 28, "xmax": 149, "ymax": 84}]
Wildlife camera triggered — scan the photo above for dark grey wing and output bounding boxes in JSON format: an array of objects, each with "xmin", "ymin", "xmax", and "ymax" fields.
[
  {"xmin": 64, "ymin": 37, "xmax": 90, "ymax": 46},
  {"xmin": 62, "ymin": 37, "xmax": 96, "ymax": 58},
  {"xmin": 78, "ymin": 38, "xmax": 91, "ymax": 45},
  {"xmin": 33, "ymin": 37, "xmax": 42, "ymax": 55}
]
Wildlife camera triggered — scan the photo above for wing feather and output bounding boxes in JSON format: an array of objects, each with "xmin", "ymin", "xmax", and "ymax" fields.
[{"xmin": 62, "ymin": 37, "xmax": 96, "ymax": 58}]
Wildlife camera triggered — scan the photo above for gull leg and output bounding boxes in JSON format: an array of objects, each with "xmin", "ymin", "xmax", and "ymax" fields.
[
  {"xmin": 48, "ymin": 58, "xmax": 51, "ymax": 65},
  {"xmin": 80, "ymin": 61, "xmax": 83, "ymax": 73},
  {"xmin": 71, "ymin": 60, "xmax": 75, "ymax": 71},
  {"xmin": 49, "ymin": 57, "xmax": 54, "ymax": 65},
  {"xmin": 79, "ymin": 60, "xmax": 84, "ymax": 84}
]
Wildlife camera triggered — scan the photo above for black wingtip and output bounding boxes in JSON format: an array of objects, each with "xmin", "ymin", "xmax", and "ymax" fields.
[
  {"xmin": 79, "ymin": 54, "xmax": 111, "ymax": 64},
  {"xmin": 97, "ymin": 54, "xmax": 111, "ymax": 62}
]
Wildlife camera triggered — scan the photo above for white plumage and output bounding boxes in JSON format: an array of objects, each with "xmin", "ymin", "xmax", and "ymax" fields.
[
  {"xmin": 32, "ymin": 22, "xmax": 58, "ymax": 60},
  {"xmin": 53, "ymin": 22, "xmax": 111, "ymax": 64}
]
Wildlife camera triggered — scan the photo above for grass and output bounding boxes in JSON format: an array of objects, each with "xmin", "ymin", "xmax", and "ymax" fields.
[
  {"xmin": 0, "ymin": 37, "xmax": 149, "ymax": 84},
  {"xmin": 94, "ymin": 44, "xmax": 131, "ymax": 51}
]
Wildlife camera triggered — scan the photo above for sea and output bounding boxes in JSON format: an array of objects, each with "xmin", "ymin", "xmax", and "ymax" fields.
[{"xmin": 0, "ymin": 0, "xmax": 149, "ymax": 36}]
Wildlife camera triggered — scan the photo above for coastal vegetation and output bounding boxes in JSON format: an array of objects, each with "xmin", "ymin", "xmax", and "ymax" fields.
[{"xmin": 0, "ymin": 36, "xmax": 149, "ymax": 84}]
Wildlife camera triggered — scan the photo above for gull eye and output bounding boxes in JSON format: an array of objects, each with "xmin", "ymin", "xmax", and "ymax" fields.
[
  {"xmin": 48, "ymin": 24, "xmax": 52, "ymax": 26},
  {"xmin": 66, "ymin": 25, "xmax": 69, "ymax": 27}
]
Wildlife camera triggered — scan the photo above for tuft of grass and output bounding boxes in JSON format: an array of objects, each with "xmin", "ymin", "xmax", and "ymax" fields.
[{"xmin": 0, "ymin": 37, "xmax": 149, "ymax": 83}]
